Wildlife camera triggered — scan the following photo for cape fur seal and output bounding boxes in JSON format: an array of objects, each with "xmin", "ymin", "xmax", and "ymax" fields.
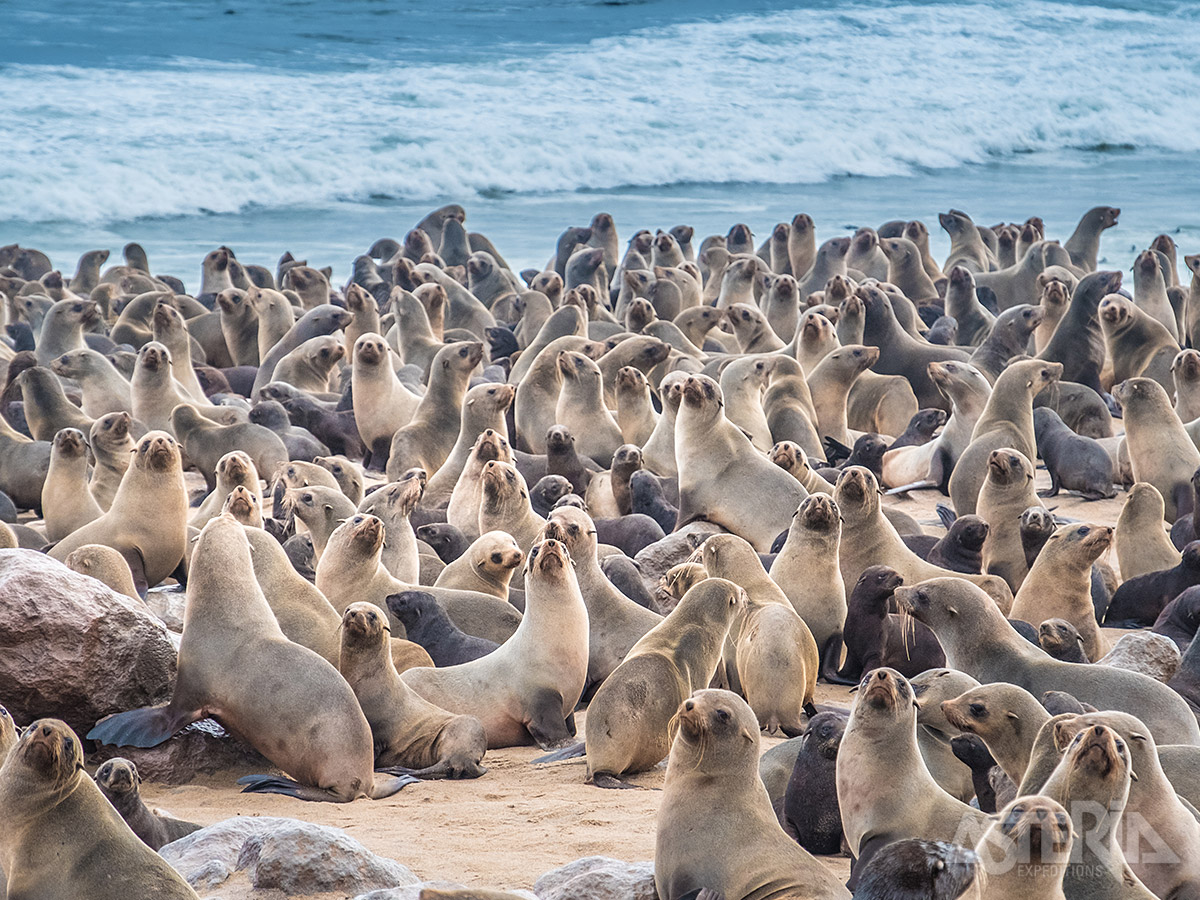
[
  {"xmin": 584, "ymin": 578, "xmax": 744, "ymax": 784},
  {"xmin": 93, "ymin": 758, "xmax": 201, "ymax": 850},
  {"xmin": 88, "ymin": 515, "xmax": 417, "ymax": 802},
  {"xmin": 0, "ymin": 720, "xmax": 200, "ymax": 899},
  {"xmin": 654, "ymin": 689, "xmax": 851, "ymax": 900}
]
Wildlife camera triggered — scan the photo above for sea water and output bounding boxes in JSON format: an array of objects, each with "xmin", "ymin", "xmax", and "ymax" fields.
[{"xmin": 3, "ymin": 0, "xmax": 1199, "ymax": 289}]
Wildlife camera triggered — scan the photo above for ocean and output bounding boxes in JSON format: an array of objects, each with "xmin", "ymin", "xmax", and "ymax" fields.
[{"xmin": 3, "ymin": 0, "xmax": 1199, "ymax": 291}]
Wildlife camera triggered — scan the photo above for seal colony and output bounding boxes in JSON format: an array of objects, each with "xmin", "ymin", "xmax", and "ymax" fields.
[{"xmin": 3, "ymin": 202, "xmax": 1200, "ymax": 898}]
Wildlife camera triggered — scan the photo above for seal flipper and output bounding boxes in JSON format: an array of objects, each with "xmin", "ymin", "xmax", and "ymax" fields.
[
  {"xmin": 237, "ymin": 772, "xmax": 419, "ymax": 801},
  {"xmin": 88, "ymin": 704, "xmax": 203, "ymax": 749},
  {"xmin": 846, "ymin": 833, "xmax": 891, "ymax": 891},
  {"xmin": 524, "ymin": 687, "xmax": 574, "ymax": 749},
  {"xmin": 589, "ymin": 772, "xmax": 640, "ymax": 790},
  {"xmin": 532, "ymin": 741, "xmax": 586, "ymax": 764},
  {"xmin": 821, "ymin": 634, "xmax": 859, "ymax": 686},
  {"xmin": 935, "ymin": 502, "xmax": 957, "ymax": 529},
  {"xmin": 119, "ymin": 546, "xmax": 150, "ymax": 599}
]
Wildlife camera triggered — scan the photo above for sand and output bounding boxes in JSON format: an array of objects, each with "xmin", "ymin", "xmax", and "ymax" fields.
[{"xmin": 127, "ymin": 465, "xmax": 1140, "ymax": 895}]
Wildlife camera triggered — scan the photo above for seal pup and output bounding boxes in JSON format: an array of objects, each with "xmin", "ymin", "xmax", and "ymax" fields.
[
  {"xmin": 1032, "ymin": 407, "xmax": 1115, "ymax": 499},
  {"xmin": 1038, "ymin": 619, "xmax": 1089, "ymax": 663},
  {"xmin": 827, "ymin": 565, "xmax": 945, "ymax": 684},
  {"xmin": 674, "ymin": 374, "xmax": 806, "ymax": 551},
  {"xmin": 338, "ymin": 602, "xmax": 488, "ymax": 778},
  {"xmin": 49, "ymin": 431, "xmax": 187, "ymax": 596},
  {"xmin": 654, "ymin": 689, "xmax": 851, "ymax": 900},
  {"xmin": 854, "ymin": 840, "xmax": 980, "ymax": 900},
  {"xmin": 386, "ymin": 590, "xmax": 500, "ymax": 666},
  {"xmin": 65, "ymin": 543, "xmax": 140, "ymax": 599},
  {"xmin": 837, "ymin": 668, "xmax": 991, "ymax": 888},
  {"xmin": 896, "ymin": 577, "xmax": 1200, "ymax": 744},
  {"xmin": 584, "ymin": 578, "xmax": 744, "ymax": 784},
  {"xmin": 780, "ymin": 711, "xmax": 848, "ymax": 856},
  {"xmin": 1107, "ymin": 542, "xmax": 1200, "ymax": 627},
  {"xmin": 93, "ymin": 758, "xmax": 201, "ymax": 850},
  {"xmin": 1113, "ymin": 377, "xmax": 1200, "ymax": 520},
  {"xmin": 948, "ymin": 358, "xmax": 1061, "ymax": 516},
  {"xmin": 401, "ymin": 539, "xmax": 589, "ymax": 749},
  {"xmin": 89, "ymin": 515, "xmax": 417, "ymax": 802},
  {"xmin": 0, "ymin": 719, "xmax": 200, "ymax": 899}
]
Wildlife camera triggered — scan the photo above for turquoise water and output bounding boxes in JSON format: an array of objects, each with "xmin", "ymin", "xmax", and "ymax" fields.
[{"xmin": 3, "ymin": 0, "xmax": 1199, "ymax": 287}]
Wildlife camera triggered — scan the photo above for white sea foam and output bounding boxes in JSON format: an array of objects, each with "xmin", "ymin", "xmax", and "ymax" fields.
[{"xmin": 3, "ymin": 1, "xmax": 1199, "ymax": 224}]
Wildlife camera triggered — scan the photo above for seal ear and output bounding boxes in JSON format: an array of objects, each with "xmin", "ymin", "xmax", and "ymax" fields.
[
  {"xmin": 1006, "ymin": 712, "xmax": 1020, "ymax": 721},
  {"xmin": 947, "ymin": 606, "xmax": 958, "ymax": 617}
]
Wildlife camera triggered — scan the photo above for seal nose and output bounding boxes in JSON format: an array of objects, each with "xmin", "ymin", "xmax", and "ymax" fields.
[{"xmin": 684, "ymin": 700, "xmax": 695, "ymax": 712}]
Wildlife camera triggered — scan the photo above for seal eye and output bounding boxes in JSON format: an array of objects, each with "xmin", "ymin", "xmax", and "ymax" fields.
[
  {"xmin": 1078, "ymin": 526, "xmax": 1090, "ymax": 536},
  {"xmin": 491, "ymin": 553, "xmax": 502, "ymax": 564},
  {"xmin": 716, "ymin": 709, "xmax": 731, "ymax": 722},
  {"xmin": 969, "ymin": 703, "xmax": 986, "ymax": 718}
]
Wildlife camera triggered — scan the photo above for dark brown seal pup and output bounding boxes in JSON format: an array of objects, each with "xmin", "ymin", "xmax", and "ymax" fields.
[
  {"xmin": 853, "ymin": 840, "xmax": 979, "ymax": 900},
  {"xmin": 385, "ymin": 590, "xmax": 499, "ymax": 665},
  {"xmin": 1106, "ymin": 541, "xmax": 1200, "ymax": 627},
  {"xmin": 1031, "ymin": 407, "xmax": 1115, "ymax": 500},
  {"xmin": 93, "ymin": 758, "xmax": 201, "ymax": 850},
  {"xmin": 926, "ymin": 514, "xmax": 988, "ymax": 574},
  {"xmin": 1037, "ymin": 618, "xmax": 1089, "ymax": 663},
  {"xmin": 780, "ymin": 710, "xmax": 848, "ymax": 856},
  {"xmin": 889, "ymin": 408, "xmax": 948, "ymax": 450},
  {"xmin": 826, "ymin": 566, "xmax": 945, "ymax": 685},
  {"xmin": 1153, "ymin": 587, "xmax": 1200, "ymax": 649}
]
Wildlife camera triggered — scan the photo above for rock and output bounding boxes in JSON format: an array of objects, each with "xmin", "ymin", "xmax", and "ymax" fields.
[
  {"xmin": 632, "ymin": 521, "xmax": 724, "ymax": 588},
  {"xmin": 89, "ymin": 719, "xmax": 269, "ymax": 784},
  {"xmin": 162, "ymin": 816, "xmax": 419, "ymax": 896},
  {"xmin": 355, "ymin": 884, "xmax": 536, "ymax": 900},
  {"xmin": 1098, "ymin": 631, "xmax": 1182, "ymax": 682},
  {"xmin": 145, "ymin": 585, "xmax": 187, "ymax": 632},
  {"xmin": 0, "ymin": 549, "xmax": 176, "ymax": 734},
  {"xmin": 533, "ymin": 856, "xmax": 657, "ymax": 900}
]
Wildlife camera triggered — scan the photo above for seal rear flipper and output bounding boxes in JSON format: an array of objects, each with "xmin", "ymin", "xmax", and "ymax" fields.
[
  {"xmin": 369, "ymin": 771, "xmax": 421, "ymax": 797},
  {"xmin": 238, "ymin": 773, "xmax": 341, "ymax": 801},
  {"xmin": 589, "ymin": 772, "xmax": 640, "ymax": 790},
  {"xmin": 846, "ymin": 833, "xmax": 891, "ymax": 891},
  {"xmin": 673, "ymin": 491, "xmax": 705, "ymax": 532},
  {"xmin": 935, "ymin": 502, "xmax": 957, "ymax": 529},
  {"xmin": 532, "ymin": 741, "xmax": 586, "ymax": 764},
  {"xmin": 524, "ymin": 688, "xmax": 574, "ymax": 749},
  {"xmin": 88, "ymin": 705, "xmax": 202, "ymax": 749},
  {"xmin": 379, "ymin": 760, "xmax": 485, "ymax": 780}
]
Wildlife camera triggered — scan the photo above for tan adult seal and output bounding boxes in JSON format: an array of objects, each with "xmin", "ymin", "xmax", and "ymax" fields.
[
  {"xmin": 896, "ymin": 577, "xmax": 1200, "ymax": 744},
  {"xmin": 835, "ymin": 466, "xmax": 1014, "ymax": 612},
  {"xmin": 1038, "ymin": 722, "xmax": 1157, "ymax": 900},
  {"xmin": 42, "ymin": 427, "xmax": 103, "ymax": 542},
  {"xmin": 1098, "ymin": 293, "xmax": 1178, "ymax": 389},
  {"xmin": 769, "ymin": 493, "xmax": 847, "ymax": 660},
  {"xmin": 0, "ymin": 719, "xmax": 200, "ymax": 899},
  {"xmin": 654, "ymin": 689, "xmax": 851, "ymax": 900},
  {"xmin": 584, "ymin": 578, "xmax": 744, "ymax": 784},
  {"xmin": 948, "ymin": 358, "xmax": 1062, "ymax": 516},
  {"xmin": 977, "ymin": 448, "xmax": 1042, "ymax": 591},
  {"xmin": 338, "ymin": 602, "xmax": 488, "ymax": 778},
  {"xmin": 1011, "ymin": 523, "xmax": 1112, "ymax": 661},
  {"xmin": 675, "ymin": 374, "xmax": 806, "ymax": 551},
  {"xmin": 88, "ymin": 515, "xmax": 417, "ymax": 802},
  {"xmin": 543, "ymin": 505, "xmax": 662, "ymax": 689},
  {"xmin": 88, "ymin": 411, "xmax": 135, "ymax": 511},
  {"xmin": 836, "ymin": 668, "xmax": 990, "ymax": 888},
  {"xmin": 1063, "ymin": 205, "xmax": 1120, "ymax": 272},
  {"xmin": 1113, "ymin": 377, "xmax": 1200, "ymax": 520},
  {"xmin": 973, "ymin": 796, "xmax": 1073, "ymax": 900},
  {"xmin": 351, "ymin": 332, "xmax": 420, "ymax": 467},
  {"xmin": 433, "ymin": 530, "xmax": 523, "ymax": 600},
  {"xmin": 49, "ymin": 431, "xmax": 188, "ymax": 596},
  {"xmin": 1114, "ymin": 483, "xmax": 1180, "ymax": 580},
  {"xmin": 401, "ymin": 539, "xmax": 589, "ymax": 749},
  {"xmin": 703, "ymin": 534, "xmax": 820, "ymax": 736},
  {"xmin": 940, "ymin": 682, "xmax": 1050, "ymax": 786}
]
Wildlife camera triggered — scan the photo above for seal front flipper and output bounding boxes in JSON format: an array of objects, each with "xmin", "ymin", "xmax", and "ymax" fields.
[
  {"xmin": 119, "ymin": 545, "xmax": 150, "ymax": 598},
  {"xmin": 589, "ymin": 772, "xmax": 639, "ymax": 790},
  {"xmin": 237, "ymin": 771, "xmax": 419, "ymax": 801},
  {"xmin": 88, "ymin": 704, "xmax": 203, "ymax": 748},
  {"xmin": 524, "ymin": 686, "xmax": 574, "ymax": 749}
]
